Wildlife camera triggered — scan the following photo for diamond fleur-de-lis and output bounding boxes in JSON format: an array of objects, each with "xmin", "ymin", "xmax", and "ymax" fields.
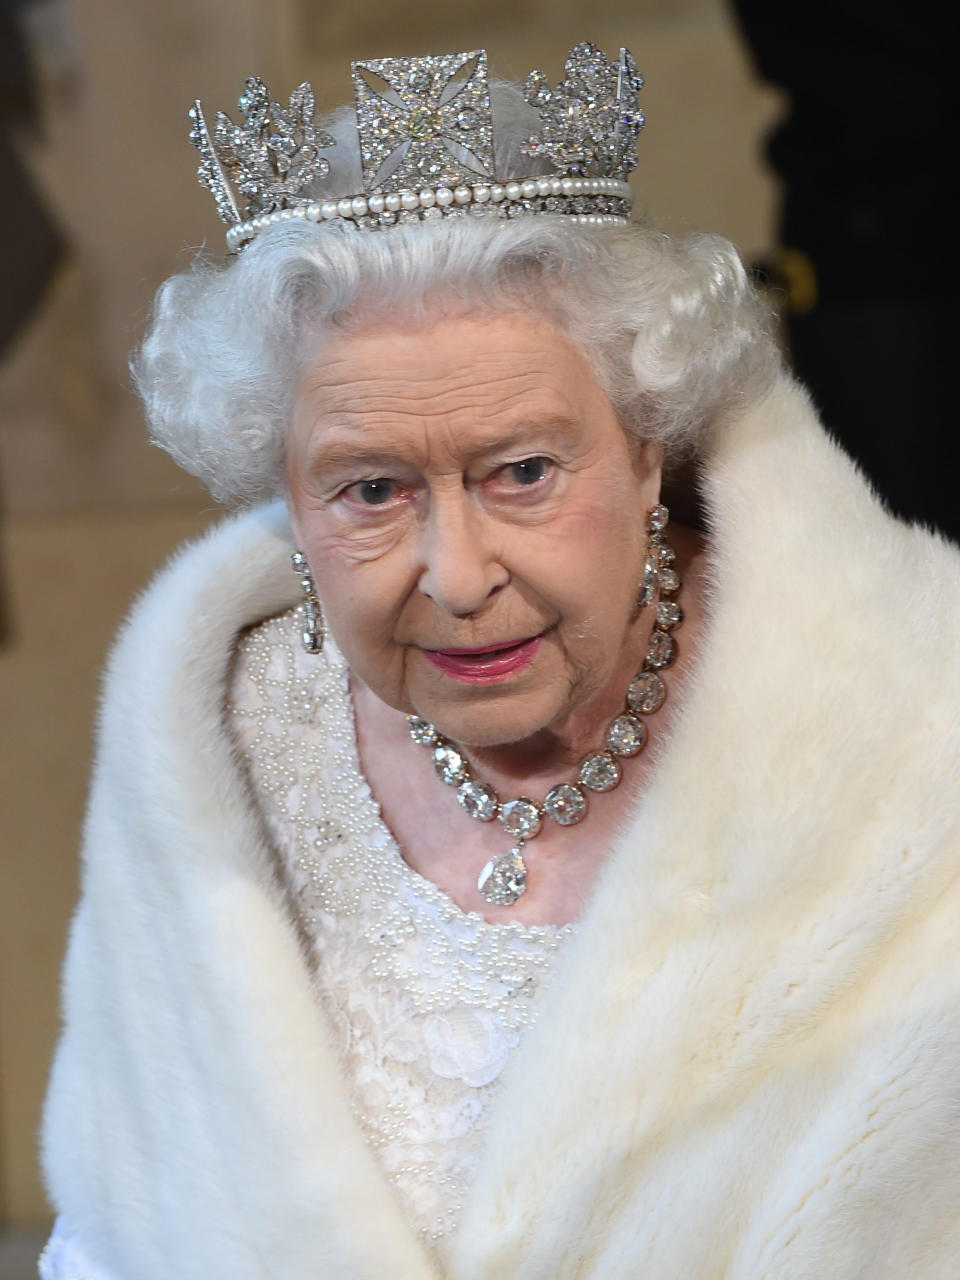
[
  {"xmin": 190, "ymin": 76, "xmax": 336, "ymax": 222},
  {"xmin": 351, "ymin": 51, "xmax": 494, "ymax": 192},
  {"xmin": 523, "ymin": 43, "xmax": 644, "ymax": 178}
]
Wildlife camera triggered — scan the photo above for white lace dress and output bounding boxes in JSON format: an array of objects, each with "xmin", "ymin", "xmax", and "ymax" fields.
[
  {"xmin": 228, "ymin": 610, "xmax": 576, "ymax": 1253},
  {"xmin": 40, "ymin": 607, "xmax": 574, "ymax": 1277}
]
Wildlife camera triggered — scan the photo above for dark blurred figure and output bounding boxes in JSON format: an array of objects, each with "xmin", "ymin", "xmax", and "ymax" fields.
[
  {"xmin": 1, "ymin": 0, "xmax": 67, "ymax": 645},
  {"xmin": 1, "ymin": 0, "xmax": 65, "ymax": 359},
  {"xmin": 732, "ymin": 2, "xmax": 954, "ymax": 542}
]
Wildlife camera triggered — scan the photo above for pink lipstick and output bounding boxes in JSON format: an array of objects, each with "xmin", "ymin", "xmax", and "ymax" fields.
[{"xmin": 421, "ymin": 635, "xmax": 542, "ymax": 683}]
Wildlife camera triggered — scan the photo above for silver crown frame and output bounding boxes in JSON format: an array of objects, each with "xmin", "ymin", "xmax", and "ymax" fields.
[{"xmin": 189, "ymin": 42, "xmax": 644, "ymax": 252}]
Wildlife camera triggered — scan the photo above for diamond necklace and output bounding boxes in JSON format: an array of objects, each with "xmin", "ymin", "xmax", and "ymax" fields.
[{"xmin": 405, "ymin": 505, "xmax": 682, "ymax": 906}]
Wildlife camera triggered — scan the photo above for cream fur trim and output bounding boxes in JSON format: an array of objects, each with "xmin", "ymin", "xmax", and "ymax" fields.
[{"xmin": 43, "ymin": 379, "xmax": 960, "ymax": 1278}]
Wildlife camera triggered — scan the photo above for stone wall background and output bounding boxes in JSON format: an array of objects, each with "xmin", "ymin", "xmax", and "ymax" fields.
[{"xmin": 0, "ymin": 0, "xmax": 782, "ymax": 1232}]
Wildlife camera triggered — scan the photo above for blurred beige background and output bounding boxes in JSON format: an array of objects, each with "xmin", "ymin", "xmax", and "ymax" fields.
[{"xmin": 0, "ymin": 0, "xmax": 782, "ymax": 1262}]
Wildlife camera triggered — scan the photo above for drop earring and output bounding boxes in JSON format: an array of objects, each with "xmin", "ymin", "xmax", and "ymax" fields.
[
  {"xmin": 638, "ymin": 503, "xmax": 668, "ymax": 608},
  {"xmin": 291, "ymin": 551, "xmax": 325, "ymax": 654}
]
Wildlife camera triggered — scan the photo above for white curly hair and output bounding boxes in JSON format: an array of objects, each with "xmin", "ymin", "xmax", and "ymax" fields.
[{"xmin": 133, "ymin": 84, "xmax": 780, "ymax": 504}]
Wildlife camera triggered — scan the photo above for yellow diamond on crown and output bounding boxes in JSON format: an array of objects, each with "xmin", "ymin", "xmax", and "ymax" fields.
[{"xmin": 409, "ymin": 108, "xmax": 441, "ymax": 139}]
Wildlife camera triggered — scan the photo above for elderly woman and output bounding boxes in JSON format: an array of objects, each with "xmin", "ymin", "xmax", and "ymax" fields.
[{"xmin": 40, "ymin": 45, "xmax": 960, "ymax": 1280}]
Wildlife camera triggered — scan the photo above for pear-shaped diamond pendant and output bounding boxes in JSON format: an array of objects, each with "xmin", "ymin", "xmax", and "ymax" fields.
[{"xmin": 477, "ymin": 847, "xmax": 528, "ymax": 905}]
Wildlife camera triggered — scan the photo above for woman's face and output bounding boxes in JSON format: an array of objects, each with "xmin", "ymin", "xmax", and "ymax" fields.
[{"xmin": 286, "ymin": 310, "xmax": 661, "ymax": 748}]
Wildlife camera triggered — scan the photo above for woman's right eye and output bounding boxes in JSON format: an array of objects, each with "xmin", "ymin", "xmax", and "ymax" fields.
[{"xmin": 346, "ymin": 478, "xmax": 397, "ymax": 505}]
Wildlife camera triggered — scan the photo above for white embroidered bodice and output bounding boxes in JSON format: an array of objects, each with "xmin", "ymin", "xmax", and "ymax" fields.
[{"xmin": 227, "ymin": 609, "xmax": 574, "ymax": 1256}]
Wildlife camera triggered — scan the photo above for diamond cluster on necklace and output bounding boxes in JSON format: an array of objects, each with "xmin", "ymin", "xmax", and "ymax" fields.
[{"xmin": 407, "ymin": 504, "xmax": 681, "ymax": 907}]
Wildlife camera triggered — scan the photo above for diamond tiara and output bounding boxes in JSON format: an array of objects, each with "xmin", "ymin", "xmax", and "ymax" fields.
[{"xmin": 189, "ymin": 42, "xmax": 644, "ymax": 252}]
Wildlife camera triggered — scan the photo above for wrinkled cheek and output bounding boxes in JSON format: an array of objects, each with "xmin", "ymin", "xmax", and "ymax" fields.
[
  {"xmin": 522, "ymin": 540, "xmax": 635, "ymax": 640},
  {"xmin": 305, "ymin": 520, "xmax": 408, "ymax": 568},
  {"xmin": 545, "ymin": 495, "xmax": 645, "ymax": 570},
  {"xmin": 303, "ymin": 522, "xmax": 413, "ymax": 615},
  {"xmin": 327, "ymin": 606, "xmax": 407, "ymax": 705},
  {"xmin": 551, "ymin": 558, "xmax": 642, "ymax": 689}
]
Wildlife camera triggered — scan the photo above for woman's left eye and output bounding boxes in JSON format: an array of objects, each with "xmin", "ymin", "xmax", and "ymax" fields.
[{"xmin": 503, "ymin": 457, "xmax": 552, "ymax": 487}]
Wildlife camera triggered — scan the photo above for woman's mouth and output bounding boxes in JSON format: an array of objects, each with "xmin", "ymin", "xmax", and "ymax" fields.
[{"xmin": 421, "ymin": 635, "xmax": 543, "ymax": 683}]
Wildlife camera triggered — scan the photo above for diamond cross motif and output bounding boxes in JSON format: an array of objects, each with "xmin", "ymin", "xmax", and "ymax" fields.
[{"xmin": 351, "ymin": 50, "xmax": 495, "ymax": 192}]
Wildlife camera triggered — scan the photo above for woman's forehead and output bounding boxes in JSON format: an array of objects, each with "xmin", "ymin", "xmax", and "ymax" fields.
[
  {"xmin": 299, "ymin": 312, "xmax": 589, "ymax": 399},
  {"xmin": 293, "ymin": 313, "xmax": 612, "ymax": 450}
]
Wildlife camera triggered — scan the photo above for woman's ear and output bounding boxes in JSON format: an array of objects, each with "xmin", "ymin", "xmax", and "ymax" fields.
[
  {"xmin": 284, "ymin": 490, "xmax": 304, "ymax": 551},
  {"xmin": 631, "ymin": 438, "xmax": 664, "ymax": 522},
  {"xmin": 635, "ymin": 436, "xmax": 663, "ymax": 485}
]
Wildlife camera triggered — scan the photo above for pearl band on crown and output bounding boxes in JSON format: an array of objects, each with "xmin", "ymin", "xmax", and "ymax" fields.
[{"xmin": 225, "ymin": 176, "xmax": 634, "ymax": 251}]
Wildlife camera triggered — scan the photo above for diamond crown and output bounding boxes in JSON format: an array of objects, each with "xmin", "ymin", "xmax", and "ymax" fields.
[{"xmin": 189, "ymin": 42, "xmax": 643, "ymax": 251}]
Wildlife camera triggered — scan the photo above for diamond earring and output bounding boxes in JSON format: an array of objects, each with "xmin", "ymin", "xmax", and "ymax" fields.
[
  {"xmin": 638, "ymin": 503, "xmax": 670, "ymax": 609},
  {"xmin": 638, "ymin": 547, "xmax": 660, "ymax": 609},
  {"xmin": 291, "ymin": 550, "xmax": 325, "ymax": 654}
]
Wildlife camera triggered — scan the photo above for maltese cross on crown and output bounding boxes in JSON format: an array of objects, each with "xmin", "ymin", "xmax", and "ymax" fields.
[{"xmin": 352, "ymin": 51, "xmax": 494, "ymax": 192}]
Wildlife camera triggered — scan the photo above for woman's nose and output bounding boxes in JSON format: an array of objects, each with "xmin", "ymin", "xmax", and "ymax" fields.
[{"xmin": 417, "ymin": 492, "xmax": 508, "ymax": 617}]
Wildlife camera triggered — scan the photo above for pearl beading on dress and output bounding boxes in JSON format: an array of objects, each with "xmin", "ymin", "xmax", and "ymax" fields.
[{"xmin": 228, "ymin": 609, "xmax": 575, "ymax": 1252}]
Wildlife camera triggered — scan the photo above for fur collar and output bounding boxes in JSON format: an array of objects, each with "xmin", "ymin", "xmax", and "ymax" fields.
[{"xmin": 43, "ymin": 376, "xmax": 960, "ymax": 1278}]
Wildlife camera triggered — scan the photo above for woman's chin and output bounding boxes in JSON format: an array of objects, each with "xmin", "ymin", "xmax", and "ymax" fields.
[
  {"xmin": 409, "ymin": 683, "xmax": 570, "ymax": 751},
  {"xmin": 438, "ymin": 717, "xmax": 535, "ymax": 751}
]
